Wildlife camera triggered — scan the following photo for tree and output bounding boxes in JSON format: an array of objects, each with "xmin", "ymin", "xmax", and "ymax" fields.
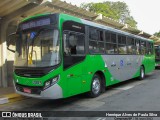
[
  {"xmin": 154, "ymin": 31, "xmax": 160, "ymax": 37},
  {"xmin": 80, "ymin": 1, "xmax": 137, "ymax": 28}
]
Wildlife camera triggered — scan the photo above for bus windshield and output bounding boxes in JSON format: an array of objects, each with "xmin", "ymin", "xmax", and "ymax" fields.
[{"xmin": 14, "ymin": 29, "xmax": 60, "ymax": 67}]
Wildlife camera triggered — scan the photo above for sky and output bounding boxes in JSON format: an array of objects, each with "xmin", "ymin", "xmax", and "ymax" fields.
[{"xmin": 61, "ymin": 0, "xmax": 160, "ymax": 35}]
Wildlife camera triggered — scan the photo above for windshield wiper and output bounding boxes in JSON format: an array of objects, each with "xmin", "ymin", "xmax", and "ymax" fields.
[
  {"xmin": 27, "ymin": 28, "xmax": 47, "ymax": 66},
  {"xmin": 27, "ymin": 27, "xmax": 54, "ymax": 66}
]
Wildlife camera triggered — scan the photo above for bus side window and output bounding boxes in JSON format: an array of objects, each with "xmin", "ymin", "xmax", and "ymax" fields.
[
  {"xmin": 148, "ymin": 42, "xmax": 153, "ymax": 55},
  {"xmin": 135, "ymin": 39, "xmax": 140, "ymax": 55},
  {"xmin": 140, "ymin": 41, "xmax": 146, "ymax": 55},
  {"xmin": 98, "ymin": 30, "xmax": 105, "ymax": 53},
  {"xmin": 118, "ymin": 35, "xmax": 127, "ymax": 54},
  {"xmin": 146, "ymin": 42, "xmax": 149, "ymax": 55},
  {"xmin": 63, "ymin": 33, "xmax": 69, "ymax": 55},
  {"xmin": 89, "ymin": 27, "xmax": 99, "ymax": 53},
  {"xmin": 68, "ymin": 34, "xmax": 77, "ymax": 54},
  {"xmin": 63, "ymin": 32, "xmax": 85, "ymax": 56},
  {"xmin": 127, "ymin": 37, "xmax": 134, "ymax": 54},
  {"xmin": 105, "ymin": 32, "xmax": 118, "ymax": 54},
  {"xmin": 76, "ymin": 34, "xmax": 85, "ymax": 54},
  {"xmin": 151, "ymin": 43, "xmax": 154, "ymax": 54},
  {"xmin": 89, "ymin": 27, "xmax": 105, "ymax": 54}
]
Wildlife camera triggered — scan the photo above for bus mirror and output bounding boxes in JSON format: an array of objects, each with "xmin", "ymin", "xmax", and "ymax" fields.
[{"xmin": 7, "ymin": 32, "xmax": 16, "ymax": 53}]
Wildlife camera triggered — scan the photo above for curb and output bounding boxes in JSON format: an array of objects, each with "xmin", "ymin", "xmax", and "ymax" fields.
[{"xmin": 0, "ymin": 93, "xmax": 26, "ymax": 105}]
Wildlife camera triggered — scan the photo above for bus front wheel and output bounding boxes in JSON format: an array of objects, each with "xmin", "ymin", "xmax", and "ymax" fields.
[
  {"xmin": 139, "ymin": 66, "xmax": 145, "ymax": 80},
  {"xmin": 88, "ymin": 74, "xmax": 101, "ymax": 98}
]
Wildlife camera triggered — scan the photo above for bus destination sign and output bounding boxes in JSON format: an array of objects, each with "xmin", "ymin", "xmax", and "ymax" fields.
[{"xmin": 21, "ymin": 18, "xmax": 51, "ymax": 30}]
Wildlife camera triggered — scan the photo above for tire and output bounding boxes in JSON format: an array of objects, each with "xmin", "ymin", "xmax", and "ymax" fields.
[
  {"xmin": 139, "ymin": 66, "xmax": 145, "ymax": 80},
  {"xmin": 88, "ymin": 74, "xmax": 101, "ymax": 98}
]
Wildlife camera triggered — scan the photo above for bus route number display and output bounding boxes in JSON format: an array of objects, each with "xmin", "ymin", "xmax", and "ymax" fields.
[{"xmin": 21, "ymin": 18, "xmax": 51, "ymax": 30}]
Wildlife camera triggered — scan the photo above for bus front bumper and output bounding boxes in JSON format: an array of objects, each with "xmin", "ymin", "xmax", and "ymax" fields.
[{"xmin": 13, "ymin": 82, "xmax": 63, "ymax": 99}]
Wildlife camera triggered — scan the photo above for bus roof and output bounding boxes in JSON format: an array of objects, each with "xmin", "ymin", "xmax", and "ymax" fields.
[
  {"xmin": 22, "ymin": 13, "xmax": 153, "ymax": 42},
  {"xmin": 82, "ymin": 19, "xmax": 153, "ymax": 42},
  {"xmin": 21, "ymin": 13, "xmax": 51, "ymax": 22},
  {"xmin": 60, "ymin": 13, "xmax": 153, "ymax": 42}
]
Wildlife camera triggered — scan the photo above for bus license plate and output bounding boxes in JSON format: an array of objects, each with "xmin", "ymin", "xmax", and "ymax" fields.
[{"xmin": 23, "ymin": 88, "xmax": 31, "ymax": 94}]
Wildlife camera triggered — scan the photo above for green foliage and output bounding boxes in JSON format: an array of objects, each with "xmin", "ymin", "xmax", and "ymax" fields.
[
  {"xmin": 154, "ymin": 31, "xmax": 160, "ymax": 37},
  {"xmin": 125, "ymin": 16, "xmax": 137, "ymax": 28},
  {"xmin": 80, "ymin": 1, "xmax": 137, "ymax": 28}
]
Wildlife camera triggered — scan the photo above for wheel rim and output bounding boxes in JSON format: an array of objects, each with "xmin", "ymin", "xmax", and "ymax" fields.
[
  {"xmin": 141, "ymin": 68, "xmax": 144, "ymax": 78},
  {"xmin": 92, "ymin": 78, "xmax": 100, "ymax": 94}
]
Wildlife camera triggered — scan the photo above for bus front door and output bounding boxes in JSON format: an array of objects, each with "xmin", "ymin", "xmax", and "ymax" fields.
[{"xmin": 63, "ymin": 32, "xmax": 85, "ymax": 96}]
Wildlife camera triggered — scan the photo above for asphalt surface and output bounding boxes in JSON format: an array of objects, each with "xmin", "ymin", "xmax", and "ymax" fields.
[{"xmin": 1, "ymin": 69, "xmax": 160, "ymax": 120}]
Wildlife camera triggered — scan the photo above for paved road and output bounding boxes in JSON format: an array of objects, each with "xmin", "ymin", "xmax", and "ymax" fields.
[{"xmin": 1, "ymin": 69, "xmax": 160, "ymax": 120}]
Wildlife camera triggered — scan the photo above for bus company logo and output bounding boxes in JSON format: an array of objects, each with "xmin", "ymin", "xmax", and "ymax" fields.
[
  {"xmin": 2, "ymin": 112, "xmax": 11, "ymax": 117},
  {"xmin": 120, "ymin": 60, "xmax": 124, "ymax": 67},
  {"xmin": 23, "ymin": 74, "xmax": 31, "ymax": 77}
]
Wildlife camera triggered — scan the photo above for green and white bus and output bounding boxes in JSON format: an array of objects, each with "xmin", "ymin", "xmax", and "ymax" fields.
[
  {"xmin": 155, "ymin": 45, "xmax": 160, "ymax": 67},
  {"xmin": 8, "ymin": 13, "xmax": 155, "ymax": 99}
]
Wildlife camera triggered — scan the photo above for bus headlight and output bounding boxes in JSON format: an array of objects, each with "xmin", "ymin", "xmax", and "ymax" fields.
[
  {"xmin": 51, "ymin": 76, "xmax": 59, "ymax": 85},
  {"xmin": 43, "ymin": 75, "xmax": 60, "ymax": 90},
  {"xmin": 45, "ymin": 81, "xmax": 51, "ymax": 88}
]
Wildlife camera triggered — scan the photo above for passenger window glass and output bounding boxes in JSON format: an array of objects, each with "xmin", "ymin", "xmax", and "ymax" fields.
[
  {"xmin": 89, "ymin": 41, "xmax": 98, "ymax": 53},
  {"xmin": 118, "ymin": 35, "xmax": 126, "ymax": 44},
  {"xmin": 118, "ymin": 35, "xmax": 127, "ymax": 54},
  {"xmin": 64, "ymin": 32, "xmax": 85, "ymax": 55},
  {"xmin": 118, "ymin": 45, "xmax": 127, "ymax": 54},
  {"xmin": 98, "ymin": 42, "xmax": 105, "ymax": 53},
  {"xmin": 105, "ymin": 32, "xmax": 110, "ymax": 42},
  {"xmin": 140, "ymin": 41, "xmax": 146, "ymax": 55},
  {"xmin": 105, "ymin": 31, "xmax": 117, "ymax": 54},
  {"xmin": 151, "ymin": 43, "xmax": 153, "ymax": 54},
  {"xmin": 135, "ymin": 39, "xmax": 140, "ymax": 55},
  {"xmin": 148, "ymin": 42, "xmax": 153, "ymax": 55},
  {"xmin": 89, "ymin": 27, "xmax": 104, "ymax": 54},
  {"xmin": 127, "ymin": 37, "xmax": 135, "ymax": 54},
  {"xmin": 99, "ymin": 31, "xmax": 104, "ymax": 42},
  {"xmin": 111, "ymin": 33, "xmax": 117, "ymax": 43},
  {"xmin": 89, "ymin": 28, "xmax": 98, "ymax": 40},
  {"xmin": 106, "ymin": 43, "xmax": 118, "ymax": 54},
  {"xmin": 146, "ymin": 42, "xmax": 149, "ymax": 55}
]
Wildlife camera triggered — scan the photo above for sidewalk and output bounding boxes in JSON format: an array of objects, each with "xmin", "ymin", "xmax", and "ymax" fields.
[
  {"xmin": 0, "ymin": 87, "xmax": 15, "ymax": 96},
  {"xmin": 0, "ymin": 87, "xmax": 26, "ymax": 105}
]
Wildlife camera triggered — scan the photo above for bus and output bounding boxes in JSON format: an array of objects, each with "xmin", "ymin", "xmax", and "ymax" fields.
[
  {"xmin": 155, "ymin": 45, "xmax": 160, "ymax": 67},
  {"xmin": 7, "ymin": 13, "xmax": 155, "ymax": 99}
]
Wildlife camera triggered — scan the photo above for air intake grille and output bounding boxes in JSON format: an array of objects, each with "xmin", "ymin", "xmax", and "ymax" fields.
[{"xmin": 15, "ymin": 69, "xmax": 46, "ymax": 78}]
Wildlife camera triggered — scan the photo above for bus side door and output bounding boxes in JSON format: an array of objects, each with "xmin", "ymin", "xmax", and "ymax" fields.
[{"xmin": 63, "ymin": 32, "xmax": 85, "ymax": 96}]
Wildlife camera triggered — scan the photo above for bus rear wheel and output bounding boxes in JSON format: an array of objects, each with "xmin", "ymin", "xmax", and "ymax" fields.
[
  {"xmin": 139, "ymin": 66, "xmax": 145, "ymax": 80},
  {"xmin": 88, "ymin": 74, "xmax": 101, "ymax": 98}
]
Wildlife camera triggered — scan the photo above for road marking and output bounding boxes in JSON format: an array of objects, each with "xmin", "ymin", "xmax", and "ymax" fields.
[
  {"xmin": 114, "ymin": 80, "xmax": 147, "ymax": 90},
  {"xmin": 0, "ymin": 96, "xmax": 28, "ymax": 108},
  {"xmin": 94, "ymin": 89, "xmax": 123, "ymax": 101},
  {"xmin": 0, "ymin": 93, "xmax": 27, "ymax": 105},
  {"xmin": 97, "ymin": 118, "xmax": 102, "ymax": 120},
  {"xmin": 114, "ymin": 86, "xmax": 134, "ymax": 90},
  {"xmin": 0, "ymin": 98, "xmax": 9, "ymax": 104},
  {"xmin": 75, "ymin": 100, "xmax": 105, "ymax": 108},
  {"xmin": 97, "ymin": 118, "xmax": 106, "ymax": 120}
]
